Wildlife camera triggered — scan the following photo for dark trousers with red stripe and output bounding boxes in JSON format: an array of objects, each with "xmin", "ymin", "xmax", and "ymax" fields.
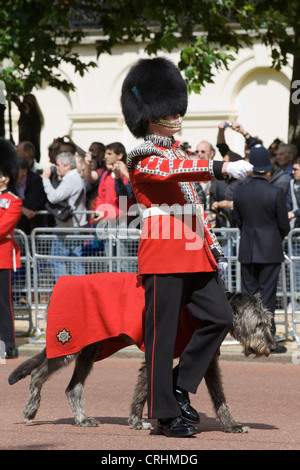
[
  {"xmin": 143, "ymin": 271, "xmax": 232, "ymax": 420},
  {"xmin": 0, "ymin": 269, "xmax": 16, "ymax": 351}
]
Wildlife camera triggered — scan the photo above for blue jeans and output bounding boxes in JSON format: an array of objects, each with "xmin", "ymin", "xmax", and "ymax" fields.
[{"xmin": 50, "ymin": 237, "xmax": 85, "ymax": 282}]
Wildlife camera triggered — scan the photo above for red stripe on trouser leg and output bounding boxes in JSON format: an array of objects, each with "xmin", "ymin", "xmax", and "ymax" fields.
[
  {"xmin": 144, "ymin": 272, "xmax": 232, "ymax": 418},
  {"xmin": 149, "ymin": 274, "xmax": 156, "ymax": 418}
]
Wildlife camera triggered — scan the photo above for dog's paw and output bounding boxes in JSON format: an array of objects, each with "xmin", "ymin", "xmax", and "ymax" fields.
[
  {"xmin": 224, "ymin": 423, "xmax": 249, "ymax": 433},
  {"xmin": 75, "ymin": 417, "xmax": 100, "ymax": 427},
  {"xmin": 24, "ymin": 418, "xmax": 33, "ymax": 425},
  {"xmin": 128, "ymin": 417, "xmax": 153, "ymax": 430},
  {"xmin": 138, "ymin": 420, "xmax": 153, "ymax": 430}
]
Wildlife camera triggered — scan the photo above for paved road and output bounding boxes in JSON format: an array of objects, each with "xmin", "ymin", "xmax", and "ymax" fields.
[{"xmin": 1, "ymin": 356, "xmax": 300, "ymax": 452}]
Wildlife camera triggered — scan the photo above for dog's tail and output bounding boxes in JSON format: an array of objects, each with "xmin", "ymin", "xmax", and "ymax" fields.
[{"xmin": 8, "ymin": 349, "xmax": 47, "ymax": 385}]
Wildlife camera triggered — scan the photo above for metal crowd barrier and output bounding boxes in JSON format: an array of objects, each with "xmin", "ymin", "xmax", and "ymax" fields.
[
  {"xmin": 286, "ymin": 229, "xmax": 300, "ymax": 347},
  {"xmin": 212, "ymin": 227, "xmax": 241, "ymax": 292},
  {"xmin": 29, "ymin": 226, "xmax": 140, "ymax": 342},
  {"xmin": 12, "ymin": 229, "xmax": 33, "ymax": 334},
  {"xmin": 12, "ymin": 225, "xmax": 300, "ymax": 349}
]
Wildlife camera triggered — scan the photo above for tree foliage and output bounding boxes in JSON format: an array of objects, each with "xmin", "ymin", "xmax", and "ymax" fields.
[
  {"xmin": 0, "ymin": 0, "xmax": 299, "ymax": 145},
  {"xmin": 83, "ymin": 0, "xmax": 298, "ymax": 93},
  {"xmin": 0, "ymin": 0, "xmax": 97, "ymax": 99},
  {"xmin": 0, "ymin": 0, "xmax": 298, "ymax": 98}
]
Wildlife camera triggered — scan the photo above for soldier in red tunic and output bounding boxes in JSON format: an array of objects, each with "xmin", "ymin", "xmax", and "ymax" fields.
[
  {"xmin": 0, "ymin": 139, "xmax": 22, "ymax": 358},
  {"xmin": 121, "ymin": 57, "xmax": 253, "ymax": 437}
]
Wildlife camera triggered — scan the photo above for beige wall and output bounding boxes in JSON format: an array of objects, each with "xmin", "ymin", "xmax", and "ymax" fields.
[{"xmin": 7, "ymin": 39, "xmax": 292, "ymax": 166}]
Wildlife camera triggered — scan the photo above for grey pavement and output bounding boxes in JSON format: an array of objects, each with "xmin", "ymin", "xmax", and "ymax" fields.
[{"xmin": 1, "ymin": 345, "xmax": 300, "ymax": 451}]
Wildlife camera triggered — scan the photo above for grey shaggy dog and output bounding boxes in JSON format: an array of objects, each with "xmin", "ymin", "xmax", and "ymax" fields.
[{"xmin": 8, "ymin": 292, "xmax": 276, "ymax": 433}]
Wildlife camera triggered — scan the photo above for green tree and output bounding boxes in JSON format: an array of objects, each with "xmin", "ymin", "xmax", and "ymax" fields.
[
  {"xmin": 0, "ymin": 0, "xmax": 97, "ymax": 137},
  {"xmin": 0, "ymin": 0, "xmax": 299, "ymax": 148},
  {"xmin": 0, "ymin": 0, "xmax": 97, "ymax": 98},
  {"xmin": 236, "ymin": 0, "xmax": 300, "ymax": 152},
  {"xmin": 91, "ymin": 0, "xmax": 299, "ymax": 148}
]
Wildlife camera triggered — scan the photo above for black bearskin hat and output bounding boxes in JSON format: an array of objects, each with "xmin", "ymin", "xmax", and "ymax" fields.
[
  {"xmin": 0, "ymin": 138, "xmax": 20, "ymax": 187},
  {"xmin": 121, "ymin": 57, "xmax": 188, "ymax": 138}
]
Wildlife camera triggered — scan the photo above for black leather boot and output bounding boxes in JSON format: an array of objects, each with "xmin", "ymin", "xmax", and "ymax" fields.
[
  {"xmin": 174, "ymin": 387, "xmax": 200, "ymax": 424},
  {"xmin": 157, "ymin": 416, "xmax": 197, "ymax": 437},
  {"xmin": 5, "ymin": 348, "xmax": 18, "ymax": 359}
]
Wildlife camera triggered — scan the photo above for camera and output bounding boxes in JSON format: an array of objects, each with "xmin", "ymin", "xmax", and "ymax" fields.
[
  {"xmin": 224, "ymin": 122, "xmax": 232, "ymax": 128},
  {"xmin": 91, "ymin": 153, "xmax": 97, "ymax": 159},
  {"xmin": 180, "ymin": 142, "xmax": 191, "ymax": 151},
  {"xmin": 51, "ymin": 166, "xmax": 57, "ymax": 175}
]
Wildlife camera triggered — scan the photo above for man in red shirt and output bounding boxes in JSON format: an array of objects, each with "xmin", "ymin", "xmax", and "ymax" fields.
[
  {"xmin": 0, "ymin": 139, "xmax": 22, "ymax": 359},
  {"xmin": 94, "ymin": 142, "xmax": 134, "ymax": 224},
  {"xmin": 121, "ymin": 57, "xmax": 253, "ymax": 437},
  {"xmin": 94, "ymin": 142, "xmax": 135, "ymax": 271}
]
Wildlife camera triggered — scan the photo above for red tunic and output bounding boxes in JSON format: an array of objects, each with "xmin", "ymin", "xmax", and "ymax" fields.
[
  {"xmin": 127, "ymin": 135, "xmax": 224, "ymax": 274},
  {"xmin": 0, "ymin": 190, "xmax": 22, "ymax": 270}
]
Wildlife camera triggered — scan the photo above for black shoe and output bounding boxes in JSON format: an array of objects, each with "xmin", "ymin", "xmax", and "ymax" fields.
[
  {"xmin": 157, "ymin": 416, "xmax": 197, "ymax": 438},
  {"xmin": 5, "ymin": 348, "xmax": 18, "ymax": 359},
  {"xmin": 272, "ymin": 345, "xmax": 287, "ymax": 354},
  {"xmin": 174, "ymin": 387, "xmax": 200, "ymax": 424}
]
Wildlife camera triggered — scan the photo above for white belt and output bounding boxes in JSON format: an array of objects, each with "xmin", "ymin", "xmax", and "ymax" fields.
[{"xmin": 143, "ymin": 204, "xmax": 203, "ymax": 219}]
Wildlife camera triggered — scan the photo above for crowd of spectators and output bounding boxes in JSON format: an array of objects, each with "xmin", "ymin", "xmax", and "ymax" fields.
[
  {"xmin": 8, "ymin": 122, "xmax": 300, "ymax": 289},
  {"xmin": 185, "ymin": 121, "xmax": 297, "ymax": 229},
  {"xmin": 2, "ymin": 118, "xmax": 298, "ymax": 358},
  {"xmin": 186, "ymin": 122, "xmax": 298, "ymax": 352},
  {"xmin": 11, "ymin": 136, "xmax": 132, "ymax": 233},
  {"xmin": 12, "ymin": 120, "xmax": 300, "ymax": 239},
  {"xmin": 11, "ymin": 135, "xmax": 139, "ymax": 280},
  {"xmin": 3, "ymin": 92, "xmax": 298, "ymax": 359}
]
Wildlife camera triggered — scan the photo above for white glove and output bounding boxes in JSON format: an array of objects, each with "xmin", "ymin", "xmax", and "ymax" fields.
[
  {"xmin": 217, "ymin": 259, "xmax": 228, "ymax": 278},
  {"xmin": 227, "ymin": 160, "xmax": 253, "ymax": 180}
]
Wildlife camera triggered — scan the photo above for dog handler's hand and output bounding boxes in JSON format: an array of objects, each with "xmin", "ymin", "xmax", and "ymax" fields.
[
  {"xmin": 226, "ymin": 161, "xmax": 253, "ymax": 180},
  {"xmin": 93, "ymin": 211, "xmax": 105, "ymax": 223}
]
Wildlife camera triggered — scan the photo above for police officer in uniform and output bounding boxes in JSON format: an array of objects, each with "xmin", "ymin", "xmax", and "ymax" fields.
[
  {"xmin": 233, "ymin": 144, "xmax": 290, "ymax": 347},
  {"xmin": 121, "ymin": 57, "xmax": 253, "ymax": 437},
  {"xmin": 0, "ymin": 139, "xmax": 22, "ymax": 358}
]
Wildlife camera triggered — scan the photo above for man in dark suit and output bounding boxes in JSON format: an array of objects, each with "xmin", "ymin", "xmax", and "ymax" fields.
[{"xmin": 233, "ymin": 145, "xmax": 290, "ymax": 350}]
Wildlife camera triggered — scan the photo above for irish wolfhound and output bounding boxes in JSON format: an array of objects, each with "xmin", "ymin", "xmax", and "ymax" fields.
[
  {"xmin": 9, "ymin": 291, "xmax": 275, "ymax": 434},
  {"xmin": 128, "ymin": 291, "xmax": 276, "ymax": 433}
]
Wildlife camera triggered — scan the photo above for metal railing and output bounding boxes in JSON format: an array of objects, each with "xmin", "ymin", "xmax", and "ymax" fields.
[
  {"xmin": 11, "ymin": 224, "xmax": 300, "ymax": 349},
  {"xmin": 286, "ymin": 229, "xmax": 300, "ymax": 347},
  {"xmin": 29, "ymin": 226, "xmax": 140, "ymax": 342},
  {"xmin": 11, "ymin": 229, "xmax": 33, "ymax": 335}
]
